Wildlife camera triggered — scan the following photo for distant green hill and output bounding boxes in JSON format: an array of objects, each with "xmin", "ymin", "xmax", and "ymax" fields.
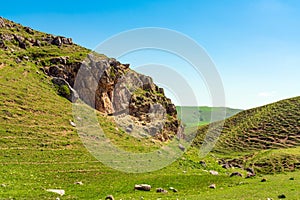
[{"xmin": 176, "ymin": 106, "xmax": 242, "ymax": 126}]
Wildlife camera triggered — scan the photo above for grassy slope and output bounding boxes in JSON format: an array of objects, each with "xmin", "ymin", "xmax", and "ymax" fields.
[
  {"xmin": 194, "ymin": 97, "xmax": 300, "ymax": 174},
  {"xmin": 176, "ymin": 106, "xmax": 242, "ymax": 126},
  {"xmin": 1, "ymin": 18, "xmax": 300, "ymax": 199},
  {"xmin": 194, "ymin": 96, "xmax": 300, "ymax": 152}
]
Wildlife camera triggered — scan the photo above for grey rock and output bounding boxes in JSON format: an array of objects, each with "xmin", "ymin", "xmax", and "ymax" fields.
[
  {"xmin": 13, "ymin": 35, "xmax": 26, "ymax": 49},
  {"xmin": 278, "ymin": 194, "xmax": 286, "ymax": 199},
  {"xmin": 209, "ymin": 184, "xmax": 216, "ymax": 189},
  {"xmin": 199, "ymin": 161, "xmax": 206, "ymax": 167},
  {"xmin": 156, "ymin": 188, "xmax": 168, "ymax": 193},
  {"xmin": 0, "ymin": 17, "xmax": 5, "ymax": 27},
  {"xmin": 61, "ymin": 37, "xmax": 73, "ymax": 45},
  {"xmin": 50, "ymin": 57, "xmax": 68, "ymax": 65},
  {"xmin": 0, "ymin": 39, "xmax": 5, "ymax": 48},
  {"xmin": 222, "ymin": 163, "xmax": 231, "ymax": 169},
  {"xmin": 51, "ymin": 77, "xmax": 79, "ymax": 102},
  {"xmin": 15, "ymin": 57, "xmax": 22, "ymax": 63},
  {"xmin": 33, "ymin": 39, "xmax": 41, "ymax": 47},
  {"xmin": 126, "ymin": 126, "xmax": 133, "ymax": 133},
  {"xmin": 230, "ymin": 172, "xmax": 243, "ymax": 177},
  {"xmin": 169, "ymin": 187, "xmax": 177, "ymax": 192},
  {"xmin": 246, "ymin": 172, "xmax": 255, "ymax": 178},
  {"xmin": 261, "ymin": 178, "xmax": 267, "ymax": 182},
  {"xmin": 134, "ymin": 184, "xmax": 151, "ymax": 191},
  {"xmin": 24, "ymin": 27, "xmax": 34, "ymax": 34},
  {"xmin": 105, "ymin": 195, "xmax": 114, "ymax": 200},
  {"xmin": 209, "ymin": 170, "xmax": 219, "ymax": 175},
  {"xmin": 52, "ymin": 37, "xmax": 62, "ymax": 46},
  {"xmin": 178, "ymin": 143, "xmax": 185, "ymax": 151},
  {"xmin": 245, "ymin": 167, "xmax": 255, "ymax": 174}
]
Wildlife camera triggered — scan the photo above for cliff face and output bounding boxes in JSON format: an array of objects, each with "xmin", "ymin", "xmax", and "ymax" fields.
[{"xmin": 0, "ymin": 17, "xmax": 180, "ymax": 141}]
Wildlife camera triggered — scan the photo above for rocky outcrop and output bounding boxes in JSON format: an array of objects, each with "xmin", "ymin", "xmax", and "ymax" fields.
[
  {"xmin": 0, "ymin": 17, "xmax": 181, "ymax": 141},
  {"xmin": 43, "ymin": 54, "xmax": 180, "ymax": 140},
  {"xmin": 72, "ymin": 54, "xmax": 180, "ymax": 140}
]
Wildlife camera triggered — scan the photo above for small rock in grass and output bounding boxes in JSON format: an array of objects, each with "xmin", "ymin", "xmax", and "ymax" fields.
[
  {"xmin": 230, "ymin": 172, "xmax": 242, "ymax": 177},
  {"xmin": 169, "ymin": 187, "xmax": 178, "ymax": 192},
  {"xmin": 222, "ymin": 163, "xmax": 231, "ymax": 169},
  {"xmin": 69, "ymin": 120, "xmax": 76, "ymax": 127},
  {"xmin": 246, "ymin": 172, "xmax": 255, "ymax": 178},
  {"xmin": 156, "ymin": 188, "xmax": 168, "ymax": 193},
  {"xmin": 1, "ymin": 184, "xmax": 6, "ymax": 187},
  {"xmin": 178, "ymin": 143, "xmax": 185, "ymax": 151},
  {"xmin": 56, "ymin": 198, "xmax": 60, "ymax": 200},
  {"xmin": 209, "ymin": 170, "xmax": 219, "ymax": 175},
  {"xmin": 278, "ymin": 194, "xmax": 286, "ymax": 199},
  {"xmin": 245, "ymin": 167, "xmax": 255, "ymax": 174},
  {"xmin": 105, "ymin": 195, "xmax": 114, "ymax": 200},
  {"xmin": 199, "ymin": 161, "xmax": 206, "ymax": 167},
  {"xmin": 266, "ymin": 198, "xmax": 273, "ymax": 200},
  {"xmin": 261, "ymin": 178, "xmax": 267, "ymax": 182},
  {"xmin": 46, "ymin": 189, "xmax": 65, "ymax": 196},
  {"xmin": 134, "ymin": 184, "xmax": 151, "ymax": 191},
  {"xmin": 74, "ymin": 181, "xmax": 83, "ymax": 185},
  {"xmin": 209, "ymin": 184, "xmax": 216, "ymax": 189}
]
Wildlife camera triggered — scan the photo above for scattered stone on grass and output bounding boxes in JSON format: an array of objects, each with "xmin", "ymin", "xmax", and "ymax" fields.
[
  {"xmin": 178, "ymin": 143, "xmax": 185, "ymax": 151},
  {"xmin": 156, "ymin": 188, "xmax": 168, "ymax": 193},
  {"xmin": 278, "ymin": 194, "xmax": 286, "ymax": 199},
  {"xmin": 209, "ymin": 184, "xmax": 216, "ymax": 189},
  {"xmin": 246, "ymin": 172, "xmax": 256, "ymax": 178},
  {"xmin": 134, "ymin": 184, "xmax": 151, "ymax": 191},
  {"xmin": 245, "ymin": 167, "xmax": 255, "ymax": 174},
  {"xmin": 199, "ymin": 161, "xmax": 206, "ymax": 167},
  {"xmin": 209, "ymin": 170, "xmax": 219, "ymax": 175},
  {"xmin": 261, "ymin": 178, "xmax": 267, "ymax": 182},
  {"xmin": 46, "ymin": 189, "xmax": 65, "ymax": 196},
  {"xmin": 230, "ymin": 172, "xmax": 242, "ymax": 177},
  {"xmin": 169, "ymin": 187, "xmax": 178, "ymax": 192},
  {"xmin": 105, "ymin": 195, "xmax": 114, "ymax": 200},
  {"xmin": 69, "ymin": 120, "xmax": 76, "ymax": 127},
  {"xmin": 74, "ymin": 181, "xmax": 83, "ymax": 185},
  {"xmin": 222, "ymin": 163, "xmax": 231, "ymax": 169}
]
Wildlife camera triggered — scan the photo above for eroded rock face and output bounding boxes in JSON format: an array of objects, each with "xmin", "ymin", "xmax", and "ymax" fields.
[{"xmin": 45, "ymin": 53, "xmax": 180, "ymax": 141}]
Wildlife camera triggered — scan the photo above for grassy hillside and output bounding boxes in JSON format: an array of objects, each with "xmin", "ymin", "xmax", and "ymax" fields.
[
  {"xmin": 177, "ymin": 106, "xmax": 242, "ymax": 126},
  {"xmin": 2, "ymin": 17, "xmax": 300, "ymax": 199},
  {"xmin": 193, "ymin": 96, "xmax": 300, "ymax": 174},
  {"xmin": 194, "ymin": 96, "xmax": 300, "ymax": 153}
]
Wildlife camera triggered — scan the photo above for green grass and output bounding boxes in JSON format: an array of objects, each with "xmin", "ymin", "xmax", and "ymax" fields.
[
  {"xmin": 194, "ymin": 96, "xmax": 300, "ymax": 153},
  {"xmin": 176, "ymin": 106, "xmax": 242, "ymax": 127},
  {"xmin": 2, "ymin": 17, "xmax": 300, "ymax": 199}
]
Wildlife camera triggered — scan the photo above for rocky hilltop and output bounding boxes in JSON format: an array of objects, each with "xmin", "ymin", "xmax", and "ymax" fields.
[{"xmin": 0, "ymin": 17, "xmax": 180, "ymax": 141}]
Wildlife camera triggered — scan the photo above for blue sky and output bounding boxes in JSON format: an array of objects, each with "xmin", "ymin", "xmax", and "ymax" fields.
[{"xmin": 1, "ymin": 0, "xmax": 300, "ymax": 109}]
